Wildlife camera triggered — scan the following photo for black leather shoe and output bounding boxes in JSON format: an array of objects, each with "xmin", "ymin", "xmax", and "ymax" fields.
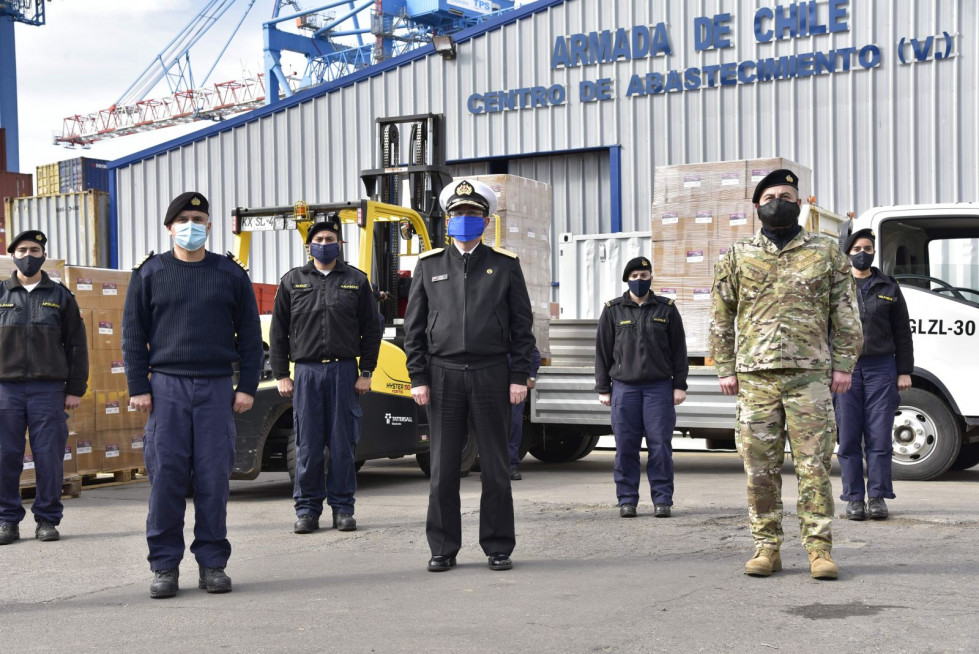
[
  {"xmin": 333, "ymin": 511, "xmax": 357, "ymax": 531},
  {"xmin": 35, "ymin": 521, "xmax": 60, "ymax": 541},
  {"xmin": 619, "ymin": 504, "xmax": 637, "ymax": 518},
  {"xmin": 199, "ymin": 566, "xmax": 232, "ymax": 593},
  {"xmin": 845, "ymin": 500, "xmax": 866, "ymax": 521},
  {"xmin": 654, "ymin": 504, "xmax": 671, "ymax": 518},
  {"xmin": 868, "ymin": 497, "xmax": 889, "ymax": 520},
  {"xmin": 427, "ymin": 555, "xmax": 456, "ymax": 572},
  {"xmin": 510, "ymin": 469, "xmax": 522, "ymax": 481},
  {"xmin": 0, "ymin": 523, "xmax": 20, "ymax": 545},
  {"xmin": 150, "ymin": 569, "xmax": 179, "ymax": 599},
  {"xmin": 488, "ymin": 553, "xmax": 513, "ymax": 571},
  {"xmin": 293, "ymin": 515, "xmax": 319, "ymax": 534}
]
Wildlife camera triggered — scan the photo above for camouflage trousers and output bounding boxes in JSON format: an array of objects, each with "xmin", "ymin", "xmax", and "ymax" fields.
[{"xmin": 735, "ymin": 369, "xmax": 836, "ymax": 552}]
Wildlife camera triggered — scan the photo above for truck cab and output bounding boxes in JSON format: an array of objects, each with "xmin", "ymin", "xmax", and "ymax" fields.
[{"xmin": 850, "ymin": 203, "xmax": 979, "ymax": 479}]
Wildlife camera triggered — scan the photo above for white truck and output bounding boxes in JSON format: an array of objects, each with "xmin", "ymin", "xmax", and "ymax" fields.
[{"xmin": 528, "ymin": 203, "xmax": 979, "ymax": 481}]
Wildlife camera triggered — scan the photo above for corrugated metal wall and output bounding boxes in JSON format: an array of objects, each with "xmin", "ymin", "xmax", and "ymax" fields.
[
  {"xmin": 6, "ymin": 191, "xmax": 110, "ymax": 267},
  {"xmin": 114, "ymin": 0, "xmax": 978, "ymax": 285}
]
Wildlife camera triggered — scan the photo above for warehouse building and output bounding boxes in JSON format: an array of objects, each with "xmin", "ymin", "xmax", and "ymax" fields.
[{"xmin": 109, "ymin": 0, "xmax": 977, "ymax": 286}]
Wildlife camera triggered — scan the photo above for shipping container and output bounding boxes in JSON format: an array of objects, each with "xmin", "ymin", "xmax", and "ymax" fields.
[
  {"xmin": 59, "ymin": 157, "xmax": 109, "ymax": 194},
  {"xmin": 0, "ymin": 171, "xmax": 34, "ymax": 252},
  {"xmin": 4, "ymin": 190, "xmax": 110, "ymax": 267},
  {"xmin": 35, "ymin": 163, "xmax": 60, "ymax": 196}
]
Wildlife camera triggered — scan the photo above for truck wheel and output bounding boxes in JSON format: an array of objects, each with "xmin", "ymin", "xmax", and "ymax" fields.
[
  {"xmin": 572, "ymin": 433, "xmax": 601, "ymax": 461},
  {"xmin": 949, "ymin": 442, "xmax": 979, "ymax": 471},
  {"xmin": 891, "ymin": 389, "xmax": 962, "ymax": 481},
  {"xmin": 286, "ymin": 429, "xmax": 329, "ymax": 485},
  {"xmin": 416, "ymin": 433, "xmax": 477, "ymax": 478},
  {"xmin": 529, "ymin": 426, "xmax": 593, "ymax": 463}
]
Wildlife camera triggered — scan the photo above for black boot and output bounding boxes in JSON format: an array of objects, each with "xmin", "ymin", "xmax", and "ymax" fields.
[
  {"xmin": 0, "ymin": 523, "xmax": 20, "ymax": 545},
  {"xmin": 35, "ymin": 521, "xmax": 60, "ymax": 541},
  {"xmin": 150, "ymin": 569, "xmax": 179, "ymax": 599},
  {"xmin": 867, "ymin": 497, "xmax": 889, "ymax": 520},
  {"xmin": 845, "ymin": 500, "xmax": 866, "ymax": 521},
  {"xmin": 333, "ymin": 510, "xmax": 357, "ymax": 531},
  {"xmin": 198, "ymin": 566, "xmax": 232, "ymax": 594}
]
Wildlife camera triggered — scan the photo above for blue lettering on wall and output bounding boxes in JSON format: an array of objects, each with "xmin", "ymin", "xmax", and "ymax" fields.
[{"xmin": 551, "ymin": 24, "xmax": 671, "ymax": 69}]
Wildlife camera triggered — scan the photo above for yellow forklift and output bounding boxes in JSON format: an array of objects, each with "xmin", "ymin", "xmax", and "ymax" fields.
[{"xmin": 228, "ymin": 114, "xmax": 478, "ymax": 480}]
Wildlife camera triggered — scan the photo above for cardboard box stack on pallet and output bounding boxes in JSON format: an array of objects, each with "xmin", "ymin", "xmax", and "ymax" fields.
[
  {"xmin": 63, "ymin": 266, "xmax": 148, "ymax": 476},
  {"xmin": 652, "ymin": 158, "xmax": 813, "ymax": 353},
  {"xmin": 470, "ymin": 174, "xmax": 553, "ymax": 359}
]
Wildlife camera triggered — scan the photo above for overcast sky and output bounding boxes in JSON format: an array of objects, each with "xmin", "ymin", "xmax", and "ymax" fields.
[{"xmin": 13, "ymin": 1, "xmax": 304, "ymax": 177}]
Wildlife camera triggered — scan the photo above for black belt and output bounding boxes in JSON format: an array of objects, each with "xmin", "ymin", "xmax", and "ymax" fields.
[
  {"xmin": 298, "ymin": 357, "xmax": 353, "ymax": 365},
  {"xmin": 430, "ymin": 354, "xmax": 507, "ymax": 371}
]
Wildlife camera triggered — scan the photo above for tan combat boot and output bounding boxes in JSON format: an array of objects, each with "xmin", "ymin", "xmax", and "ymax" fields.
[
  {"xmin": 808, "ymin": 549, "xmax": 838, "ymax": 580},
  {"xmin": 744, "ymin": 547, "xmax": 782, "ymax": 577}
]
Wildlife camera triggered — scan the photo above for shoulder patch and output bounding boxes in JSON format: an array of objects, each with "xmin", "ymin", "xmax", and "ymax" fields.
[
  {"xmin": 418, "ymin": 248, "xmax": 444, "ymax": 260},
  {"xmin": 492, "ymin": 246, "xmax": 518, "ymax": 259},
  {"xmin": 226, "ymin": 252, "xmax": 248, "ymax": 272},
  {"xmin": 132, "ymin": 251, "xmax": 156, "ymax": 271}
]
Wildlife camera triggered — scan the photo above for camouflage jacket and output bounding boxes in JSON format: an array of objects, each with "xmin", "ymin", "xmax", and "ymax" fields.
[{"xmin": 708, "ymin": 228, "xmax": 863, "ymax": 377}]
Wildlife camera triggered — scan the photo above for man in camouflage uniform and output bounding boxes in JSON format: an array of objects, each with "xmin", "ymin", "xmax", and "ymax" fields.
[{"xmin": 709, "ymin": 169, "xmax": 862, "ymax": 580}]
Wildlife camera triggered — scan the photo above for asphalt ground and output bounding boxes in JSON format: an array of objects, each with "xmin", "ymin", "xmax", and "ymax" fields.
[{"xmin": 2, "ymin": 450, "xmax": 977, "ymax": 653}]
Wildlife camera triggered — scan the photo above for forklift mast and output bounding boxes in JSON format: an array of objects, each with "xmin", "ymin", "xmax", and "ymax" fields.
[{"xmin": 360, "ymin": 114, "xmax": 454, "ymax": 323}]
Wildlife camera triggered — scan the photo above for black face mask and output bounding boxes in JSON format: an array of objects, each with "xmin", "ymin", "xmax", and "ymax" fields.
[
  {"xmin": 757, "ymin": 199, "xmax": 801, "ymax": 230},
  {"xmin": 14, "ymin": 255, "xmax": 45, "ymax": 278},
  {"xmin": 628, "ymin": 278, "xmax": 651, "ymax": 298},
  {"xmin": 849, "ymin": 251, "xmax": 874, "ymax": 271}
]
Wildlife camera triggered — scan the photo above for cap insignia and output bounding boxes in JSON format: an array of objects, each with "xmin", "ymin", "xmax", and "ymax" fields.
[
  {"xmin": 786, "ymin": 174, "xmax": 794, "ymax": 183},
  {"xmin": 455, "ymin": 181, "xmax": 474, "ymax": 197},
  {"xmin": 191, "ymin": 197, "xmax": 202, "ymax": 206},
  {"xmin": 35, "ymin": 235, "xmax": 43, "ymax": 241}
]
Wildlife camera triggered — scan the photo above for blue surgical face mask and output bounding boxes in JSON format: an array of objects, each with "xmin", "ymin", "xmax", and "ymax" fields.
[
  {"xmin": 173, "ymin": 222, "xmax": 208, "ymax": 251},
  {"xmin": 446, "ymin": 215, "xmax": 486, "ymax": 243},
  {"xmin": 628, "ymin": 278, "xmax": 651, "ymax": 299},
  {"xmin": 310, "ymin": 242, "xmax": 340, "ymax": 265}
]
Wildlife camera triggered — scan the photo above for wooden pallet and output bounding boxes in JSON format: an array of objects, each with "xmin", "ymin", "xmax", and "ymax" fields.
[
  {"xmin": 80, "ymin": 468, "xmax": 148, "ymax": 488},
  {"xmin": 19, "ymin": 475, "xmax": 83, "ymax": 500}
]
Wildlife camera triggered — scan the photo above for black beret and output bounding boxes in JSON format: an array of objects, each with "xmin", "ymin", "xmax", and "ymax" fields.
[
  {"xmin": 164, "ymin": 192, "xmax": 209, "ymax": 226},
  {"xmin": 844, "ymin": 228, "xmax": 876, "ymax": 254},
  {"xmin": 306, "ymin": 214, "xmax": 341, "ymax": 244},
  {"xmin": 751, "ymin": 168, "xmax": 800, "ymax": 204},
  {"xmin": 7, "ymin": 230, "xmax": 47, "ymax": 253},
  {"xmin": 622, "ymin": 256, "xmax": 652, "ymax": 282}
]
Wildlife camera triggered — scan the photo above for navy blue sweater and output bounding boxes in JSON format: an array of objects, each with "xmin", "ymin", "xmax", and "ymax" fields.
[{"xmin": 122, "ymin": 251, "xmax": 262, "ymax": 397}]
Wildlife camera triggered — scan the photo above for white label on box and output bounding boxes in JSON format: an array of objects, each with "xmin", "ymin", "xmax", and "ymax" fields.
[
  {"xmin": 127, "ymin": 405, "xmax": 137, "ymax": 413},
  {"xmin": 508, "ymin": 226, "xmax": 519, "ymax": 233},
  {"xmin": 720, "ymin": 172, "xmax": 741, "ymax": 186},
  {"xmin": 659, "ymin": 288, "xmax": 678, "ymax": 300},
  {"xmin": 111, "ymin": 361, "xmax": 125, "ymax": 374},
  {"xmin": 527, "ymin": 230, "xmax": 536, "ymax": 239},
  {"xmin": 64, "ymin": 448, "xmax": 73, "ymax": 461},
  {"xmin": 77, "ymin": 442, "xmax": 92, "ymax": 455},
  {"xmin": 695, "ymin": 211, "xmax": 714, "ymax": 224},
  {"xmin": 132, "ymin": 437, "xmax": 144, "ymax": 450},
  {"xmin": 683, "ymin": 174, "xmax": 702, "ymax": 188},
  {"xmin": 78, "ymin": 279, "xmax": 93, "ymax": 291},
  {"xmin": 105, "ymin": 447, "xmax": 120, "ymax": 458},
  {"xmin": 693, "ymin": 288, "xmax": 712, "ymax": 300},
  {"xmin": 686, "ymin": 250, "xmax": 705, "ymax": 263},
  {"xmin": 728, "ymin": 212, "xmax": 748, "ymax": 226},
  {"xmin": 102, "ymin": 283, "xmax": 118, "ymax": 296},
  {"xmin": 751, "ymin": 168, "xmax": 773, "ymax": 182},
  {"xmin": 99, "ymin": 321, "xmax": 114, "ymax": 335},
  {"xmin": 105, "ymin": 401, "xmax": 120, "ymax": 415},
  {"xmin": 661, "ymin": 212, "xmax": 679, "ymax": 225},
  {"xmin": 23, "ymin": 459, "xmax": 35, "ymax": 470}
]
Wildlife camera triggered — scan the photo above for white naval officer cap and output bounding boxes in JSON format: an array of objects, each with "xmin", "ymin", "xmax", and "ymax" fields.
[{"xmin": 439, "ymin": 178, "xmax": 499, "ymax": 217}]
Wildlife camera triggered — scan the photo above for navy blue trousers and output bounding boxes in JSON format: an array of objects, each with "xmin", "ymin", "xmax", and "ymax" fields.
[
  {"xmin": 611, "ymin": 379, "xmax": 676, "ymax": 506},
  {"xmin": 427, "ymin": 360, "xmax": 514, "ymax": 558},
  {"xmin": 144, "ymin": 373, "xmax": 236, "ymax": 572},
  {"xmin": 293, "ymin": 360, "xmax": 361, "ymax": 517},
  {"xmin": 509, "ymin": 401, "xmax": 525, "ymax": 469},
  {"xmin": 836, "ymin": 355, "xmax": 899, "ymax": 501},
  {"xmin": 0, "ymin": 381, "xmax": 68, "ymax": 526}
]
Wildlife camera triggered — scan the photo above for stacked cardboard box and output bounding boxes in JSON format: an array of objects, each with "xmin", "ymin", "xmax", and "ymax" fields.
[
  {"xmin": 651, "ymin": 157, "xmax": 813, "ymax": 353},
  {"xmin": 467, "ymin": 175, "xmax": 553, "ymax": 359},
  {"xmin": 63, "ymin": 266, "xmax": 147, "ymax": 474}
]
